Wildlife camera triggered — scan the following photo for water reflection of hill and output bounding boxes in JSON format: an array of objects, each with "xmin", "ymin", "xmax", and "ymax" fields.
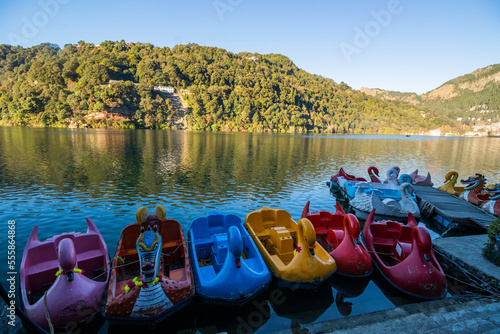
[{"xmin": 2, "ymin": 129, "xmax": 500, "ymax": 200}]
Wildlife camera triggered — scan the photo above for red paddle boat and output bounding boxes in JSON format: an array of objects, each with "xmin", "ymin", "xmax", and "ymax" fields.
[
  {"xmin": 301, "ymin": 201, "xmax": 372, "ymax": 277},
  {"xmin": 20, "ymin": 218, "xmax": 110, "ymax": 330},
  {"xmin": 362, "ymin": 209, "xmax": 447, "ymax": 299}
]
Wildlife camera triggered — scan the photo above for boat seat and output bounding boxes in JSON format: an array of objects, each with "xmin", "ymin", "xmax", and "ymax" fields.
[
  {"xmin": 263, "ymin": 220, "xmax": 277, "ymax": 230},
  {"xmin": 121, "ymin": 248, "xmax": 138, "ymax": 257},
  {"xmin": 77, "ymin": 249, "xmax": 103, "ymax": 263},
  {"xmin": 386, "ymin": 221, "xmax": 402, "ymax": 239},
  {"xmin": 163, "ymin": 240, "xmax": 181, "ymax": 249},
  {"xmin": 372, "ymin": 236, "xmax": 394, "ymax": 247},
  {"xmin": 267, "ymin": 227, "xmax": 294, "ymax": 263},
  {"xmin": 319, "ymin": 214, "xmax": 332, "ymax": 228},
  {"xmin": 198, "ymin": 265, "xmax": 217, "ymax": 281}
]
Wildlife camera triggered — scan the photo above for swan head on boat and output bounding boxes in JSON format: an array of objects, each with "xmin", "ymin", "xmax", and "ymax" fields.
[
  {"xmin": 58, "ymin": 238, "xmax": 77, "ymax": 282},
  {"xmin": 228, "ymin": 225, "xmax": 243, "ymax": 268},
  {"xmin": 136, "ymin": 224, "xmax": 162, "ymax": 283},
  {"xmin": 298, "ymin": 218, "xmax": 317, "ymax": 255},
  {"xmin": 398, "ymin": 174, "xmax": 413, "ymax": 186},
  {"xmin": 384, "ymin": 168, "xmax": 399, "ymax": 185},
  {"xmin": 412, "ymin": 225, "xmax": 432, "ymax": 257},
  {"xmin": 399, "ymin": 182, "xmax": 420, "ymax": 218},
  {"xmin": 400, "ymin": 182, "xmax": 416, "ymax": 201},
  {"xmin": 344, "ymin": 214, "xmax": 361, "ymax": 241},
  {"xmin": 444, "ymin": 171, "xmax": 459, "ymax": 182}
]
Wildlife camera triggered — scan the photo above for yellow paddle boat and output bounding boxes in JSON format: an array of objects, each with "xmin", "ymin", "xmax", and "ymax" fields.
[
  {"xmin": 244, "ymin": 207, "xmax": 337, "ymax": 288},
  {"xmin": 438, "ymin": 171, "xmax": 465, "ymax": 196}
]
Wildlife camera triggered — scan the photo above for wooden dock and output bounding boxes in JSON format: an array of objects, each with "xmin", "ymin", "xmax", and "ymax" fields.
[{"xmin": 413, "ymin": 185, "xmax": 496, "ymax": 232}]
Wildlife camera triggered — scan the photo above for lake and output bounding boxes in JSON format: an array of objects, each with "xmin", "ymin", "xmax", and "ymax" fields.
[{"xmin": 1, "ymin": 126, "xmax": 499, "ymax": 333}]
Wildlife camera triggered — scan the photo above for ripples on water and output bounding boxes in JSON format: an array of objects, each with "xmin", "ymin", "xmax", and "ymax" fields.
[{"xmin": 1, "ymin": 127, "xmax": 499, "ymax": 333}]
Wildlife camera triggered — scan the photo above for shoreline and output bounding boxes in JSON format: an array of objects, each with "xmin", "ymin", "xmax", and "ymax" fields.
[{"xmin": 0, "ymin": 124, "xmax": 494, "ymax": 137}]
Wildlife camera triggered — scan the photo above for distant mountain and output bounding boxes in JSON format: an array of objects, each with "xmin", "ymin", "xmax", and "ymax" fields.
[{"xmin": 360, "ymin": 64, "xmax": 500, "ymax": 122}]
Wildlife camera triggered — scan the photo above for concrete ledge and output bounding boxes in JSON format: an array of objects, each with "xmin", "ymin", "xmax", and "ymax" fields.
[
  {"xmin": 298, "ymin": 297, "xmax": 500, "ymax": 334},
  {"xmin": 433, "ymin": 234, "xmax": 500, "ymax": 282}
]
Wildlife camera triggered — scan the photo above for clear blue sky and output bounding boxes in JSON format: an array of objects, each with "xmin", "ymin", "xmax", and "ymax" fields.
[{"xmin": 1, "ymin": 0, "xmax": 499, "ymax": 94}]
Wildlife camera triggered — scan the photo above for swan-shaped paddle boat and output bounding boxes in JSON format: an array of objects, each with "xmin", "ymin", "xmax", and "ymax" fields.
[
  {"xmin": 409, "ymin": 169, "xmax": 433, "ymax": 186},
  {"xmin": 350, "ymin": 181, "xmax": 420, "ymax": 221},
  {"xmin": 459, "ymin": 174, "xmax": 491, "ymax": 206},
  {"xmin": 104, "ymin": 205, "xmax": 195, "ymax": 325},
  {"xmin": 301, "ymin": 201, "xmax": 372, "ymax": 277},
  {"xmin": 362, "ymin": 210, "xmax": 447, "ymax": 299},
  {"xmin": 438, "ymin": 171, "xmax": 465, "ymax": 196},
  {"xmin": 20, "ymin": 218, "xmax": 109, "ymax": 330},
  {"xmin": 245, "ymin": 207, "xmax": 337, "ymax": 288},
  {"xmin": 188, "ymin": 211, "xmax": 271, "ymax": 304}
]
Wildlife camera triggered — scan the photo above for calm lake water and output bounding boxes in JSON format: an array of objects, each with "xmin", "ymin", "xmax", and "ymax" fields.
[{"xmin": 1, "ymin": 126, "xmax": 500, "ymax": 333}]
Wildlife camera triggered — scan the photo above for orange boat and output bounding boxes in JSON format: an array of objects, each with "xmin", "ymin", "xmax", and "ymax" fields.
[{"xmin": 103, "ymin": 205, "xmax": 194, "ymax": 326}]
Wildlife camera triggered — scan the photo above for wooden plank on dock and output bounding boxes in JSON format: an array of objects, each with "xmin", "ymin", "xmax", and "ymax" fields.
[{"xmin": 413, "ymin": 185, "xmax": 496, "ymax": 230}]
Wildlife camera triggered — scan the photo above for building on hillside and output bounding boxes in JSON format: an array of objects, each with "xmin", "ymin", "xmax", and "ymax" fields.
[
  {"xmin": 83, "ymin": 111, "xmax": 130, "ymax": 120},
  {"xmin": 153, "ymin": 86, "xmax": 174, "ymax": 93},
  {"xmin": 180, "ymin": 89, "xmax": 190, "ymax": 95}
]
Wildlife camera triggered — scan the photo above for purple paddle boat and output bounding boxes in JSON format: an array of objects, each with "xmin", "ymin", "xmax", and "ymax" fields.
[{"xmin": 20, "ymin": 218, "xmax": 110, "ymax": 330}]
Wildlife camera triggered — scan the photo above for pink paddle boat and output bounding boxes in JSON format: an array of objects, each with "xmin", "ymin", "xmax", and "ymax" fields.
[
  {"xmin": 301, "ymin": 201, "xmax": 372, "ymax": 277},
  {"xmin": 20, "ymin": 218, "xmax": 110, "ymax": 330},
  {"xmin": 409, "ymin": 169, "xmax": 433, "ymax": 186}
]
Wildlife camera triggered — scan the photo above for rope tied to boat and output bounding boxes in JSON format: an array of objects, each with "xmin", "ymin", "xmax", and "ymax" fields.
[
  {"xmin": 162, "ymin": 242, "xmax": 184, "ymax": 257},
  {"xmin": 90, "ymin": 256, "xmax": 128, "ymax": 281},
  {"xmin": 43, "ymin": 291, "xmax": 55, "ymax": 334}
]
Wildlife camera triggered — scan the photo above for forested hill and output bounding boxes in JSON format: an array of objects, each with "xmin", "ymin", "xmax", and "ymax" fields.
[
  {"xmin": 0, "ymin": 41, "xmax": 451, "ymax": 133},
  {"xmin": 361, "ymin": 64, "xmax": 500, "ymax": 125}
]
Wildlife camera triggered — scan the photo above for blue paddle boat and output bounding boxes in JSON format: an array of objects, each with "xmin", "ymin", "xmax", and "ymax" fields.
[{"xmin": 188, "ymin": 211, "xmax": 271, "ymax": 304}]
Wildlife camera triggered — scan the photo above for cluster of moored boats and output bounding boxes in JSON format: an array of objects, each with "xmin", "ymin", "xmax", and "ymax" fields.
[
  {"xmin": 19, "ymin": 195, "xmax": 449, "ymax": 330},
  {"xmin": 330, "ymin": 166, "xmax": 500, "ymax": 219},
  {"xmin": 439, "ymin": 171, "xmax": 500, "ymax": 216},
  {"xmin": 17, "ymin": 166, "xmax": 499, "ymax": 331}
]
